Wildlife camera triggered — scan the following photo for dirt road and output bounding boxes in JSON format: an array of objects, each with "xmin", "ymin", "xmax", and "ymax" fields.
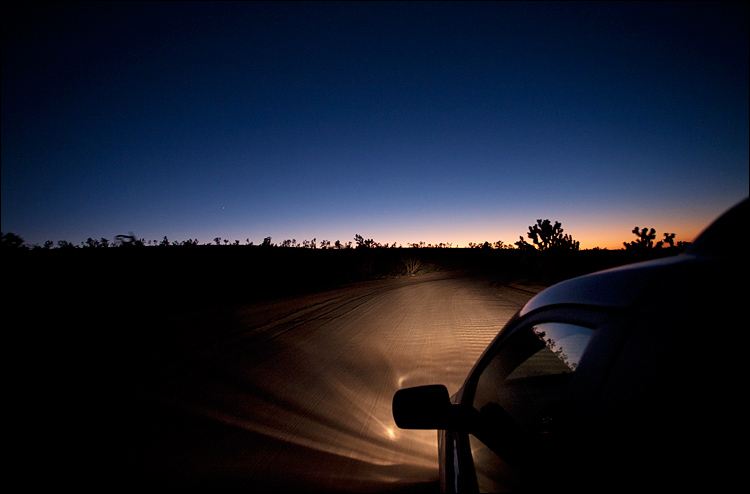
[{"xmin": 107, "ymin": 272, "xmax": 539, "ymax": 492}]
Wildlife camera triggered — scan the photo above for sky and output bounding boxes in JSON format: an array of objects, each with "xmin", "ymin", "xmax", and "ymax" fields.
[{"xmin": 2, "ymin": 2, "xmax": 748, "ymax": 249}]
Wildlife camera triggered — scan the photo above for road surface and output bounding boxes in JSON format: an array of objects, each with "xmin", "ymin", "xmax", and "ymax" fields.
[{"xmin": 105, "ymin": 272, "xmax": 539, "ymax": 492}]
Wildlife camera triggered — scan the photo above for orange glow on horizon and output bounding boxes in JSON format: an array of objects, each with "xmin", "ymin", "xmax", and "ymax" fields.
[
  {"xmin": 201, "ymin": 204, "xmax": 725, "ymax": 252},
  {"xmin": 364, "ymin": 223, "xmax": 707, "ymax": 251}
]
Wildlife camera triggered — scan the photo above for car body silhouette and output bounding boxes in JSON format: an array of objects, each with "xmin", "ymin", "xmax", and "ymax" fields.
[{"xmin": 393, "ymin": 198, "xmax": 747, "ymax": 493}]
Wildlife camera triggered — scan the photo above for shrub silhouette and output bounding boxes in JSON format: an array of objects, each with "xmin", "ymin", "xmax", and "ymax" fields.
[
  {"xmin": 115, "ymin": 234, "xmax": 145, "ymax": 247},
  {"xmin": 515, "ymin": 236, "xmax": 536, "ymax": 251},
  {"xmin": 354, "ymin": 234, "xmax": 378, "ymax": 249},
  {"xmin": 402, "ymin": 257, "xmax": 420, "ymax": 276}
]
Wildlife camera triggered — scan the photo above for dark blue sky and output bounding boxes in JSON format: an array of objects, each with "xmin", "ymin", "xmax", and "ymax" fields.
[{"xmin": 3, "ymin": 2, "xmax": 748, "ymax": 248}]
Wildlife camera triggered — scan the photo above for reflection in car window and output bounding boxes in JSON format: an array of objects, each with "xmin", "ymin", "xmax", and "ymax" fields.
[
  {"xmin": 509, "ymin": 323, "xmax": 591, "ymax": 377},
  {"xmin": 473, "ymin": 322, "xmax": 594, "ymax": 437}
]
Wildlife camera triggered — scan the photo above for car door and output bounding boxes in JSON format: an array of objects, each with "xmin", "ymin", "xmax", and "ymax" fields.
[{"xmin": 454, "ymin": 306, "xmax": 631, "ymax": 493}]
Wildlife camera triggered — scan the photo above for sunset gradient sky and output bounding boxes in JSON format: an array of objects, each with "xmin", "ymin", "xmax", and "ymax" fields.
[{"xmin": 2, "ymin": 2, "xmax": 748, "ymax": 249}]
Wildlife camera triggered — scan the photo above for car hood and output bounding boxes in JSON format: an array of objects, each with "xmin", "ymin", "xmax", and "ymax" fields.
[{"xmin": 519, "ymin": 254, "xmax": 690, "ymax": 316}]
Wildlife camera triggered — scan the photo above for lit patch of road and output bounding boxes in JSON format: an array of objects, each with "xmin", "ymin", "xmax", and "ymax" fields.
[{"xmin": 119, "ymin": 273, "xmax": 536, "ymax": 491}]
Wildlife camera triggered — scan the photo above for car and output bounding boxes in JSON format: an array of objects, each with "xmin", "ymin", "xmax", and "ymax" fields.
[{"xmin": 393, "ymin": 198, "xmax": 748, "ymax": 493}]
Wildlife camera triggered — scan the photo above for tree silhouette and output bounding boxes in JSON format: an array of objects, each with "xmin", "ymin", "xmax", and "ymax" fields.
[
  {"xmin": 526, "ymin": 219, "xmax": 579, "ymax": 251},
  {"xmin": 1, "ymin": 232, "xmax": 25, "ymax": 249},
  {"xmin": 624, "ymin": 226, "xmax": 657, "ymax": 250},
  {"xmin": 624, "ymin": 228, "xmax": 681, "ymax": 250},
  {"xmin": 527, "ymin": 219, "xmax": 561, "ymax": 250},
  {"xmin": 354, "ymin": 234, "xmax": 378, "ymax": 249}
]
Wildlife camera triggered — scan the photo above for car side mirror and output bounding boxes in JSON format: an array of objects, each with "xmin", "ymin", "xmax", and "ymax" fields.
[{"xmin": 392, "ymin": 384, "xmax": 456, "ymax": 430}]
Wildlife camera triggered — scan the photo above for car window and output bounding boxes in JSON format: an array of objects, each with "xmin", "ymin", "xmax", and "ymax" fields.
[
  {"xmin": 473, "ymin": 322, "xmax": 593, "ymax": 432},
  {"xmin": 468, "ymin": 321, "xmax": 595, "ymax": 491}
]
